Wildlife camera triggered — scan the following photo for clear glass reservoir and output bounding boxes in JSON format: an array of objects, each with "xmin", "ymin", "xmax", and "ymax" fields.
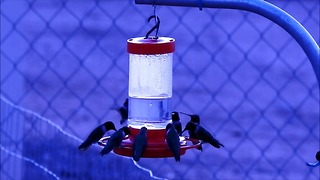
[{"xmin": 127, "ymin": 37, "xmax": 175, "ymax": 129}]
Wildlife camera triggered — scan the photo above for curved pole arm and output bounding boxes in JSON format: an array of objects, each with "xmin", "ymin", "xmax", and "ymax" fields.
[{"xmin": 136, "ymin": 0, "xmax": 320, "ymax": 85}]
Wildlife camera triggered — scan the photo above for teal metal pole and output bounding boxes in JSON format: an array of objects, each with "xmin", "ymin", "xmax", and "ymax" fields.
[{"xmin": 136, "ymin": 0, "xmax": 320, "ymax": 85}]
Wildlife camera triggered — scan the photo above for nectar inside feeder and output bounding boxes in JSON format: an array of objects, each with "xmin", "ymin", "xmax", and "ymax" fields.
[{"xmin": 99, "ymin": 36, "xmax": 201, "ymax": 158}]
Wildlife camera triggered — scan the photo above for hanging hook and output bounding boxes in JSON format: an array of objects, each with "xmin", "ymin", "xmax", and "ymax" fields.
[
  {"xmin": 198, "ymin": 0, "xmax": 203, "ymax": 11},
  {"xmin": 145, "ymin": 15, "xmax": 160, "ymax": 39}
]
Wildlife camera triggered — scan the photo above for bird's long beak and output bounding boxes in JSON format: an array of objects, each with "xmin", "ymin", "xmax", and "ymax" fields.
[
  {"xmin": 180, "ymin": 112, "xmax": 192, "ymax": 116},
  {"xmin": 181, "ymin": 128, "xmax": 187, "ymax": 134}
]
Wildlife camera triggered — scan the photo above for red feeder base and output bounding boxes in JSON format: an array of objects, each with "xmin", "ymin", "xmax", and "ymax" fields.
[{"xmin": 98, "ymin": 127, "xmax": 201, "ymax": 158}]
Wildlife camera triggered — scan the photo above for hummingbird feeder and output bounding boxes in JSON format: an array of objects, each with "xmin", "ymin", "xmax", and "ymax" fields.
[{"xmin": 99, "ymin": 15, "xmax": 200, "ymax": 158}]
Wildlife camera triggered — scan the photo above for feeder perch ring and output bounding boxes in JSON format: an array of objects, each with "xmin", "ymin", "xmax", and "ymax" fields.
[{"xmin": 98, "ymin": 134, "xmax": 202, "ymax": 158}]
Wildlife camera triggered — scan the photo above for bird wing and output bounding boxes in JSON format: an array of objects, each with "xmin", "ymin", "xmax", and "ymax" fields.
[
  {"xmin": 196, "ymin": 126, "xmax": 223, "ymax": 148},
  {"xmin": 119, "ymin": 108, "xmax": 128, "ymax": 124},
  {"xmin": 119, "ymin": 108, "xmax": 128, "ymax": 119},
  {"xmin": 173, "ymin": 122, "xmax": 182, "ymax": 135},
  {"xmin": 78, "ymin": 126, "xmax": 104, "ymax": 150},
  {"xmin": 133, "ymin": 133, "xmax": 147, "ymax": 161},
  {"xmin": 100, "ymin": 130, "xmax": 125, "ymax": 155},
  {"xmin": 166, "ymin": 129, "xmax": 180, "ymax": 161}
]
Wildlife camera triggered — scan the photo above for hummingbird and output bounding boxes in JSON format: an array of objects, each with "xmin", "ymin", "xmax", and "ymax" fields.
[
  {"xmin": 182, "ymin": 121, "xmax": 224, "ymax": 149},
  {"xmin": 78, "ymin": 121, "xmax": 117, "ymax": 151},
  {"xmin": 99, "ymin": 126, "xmax": 130, "ymax": 156},
  {"xmin": 112, "ymin": 98, "xmax": 128, "ymax": 125},
  {"xmin": 180, "ymin": 112, "xmax": 202, "ymax": 151},
  {"xmin": 133, "ymin": 127, "xmax": 148, "ymax": 162},
  {"xmin": 180, "ymin": 112, "xmax": 200, "ymax": 124},
  {"xmin": 166, "ymin": 123, "xmax": 181, "ymax": 162},
  {"xmin": 306, "ymin": 150, "xmax": 320, "ymax": 167},
  {"xmin": 172, "ymin": 111, "xmax": 182, "ymax": 136}
]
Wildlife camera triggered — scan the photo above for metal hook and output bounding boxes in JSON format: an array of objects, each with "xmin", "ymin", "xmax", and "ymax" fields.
[
  {"xmin": 198, "ymin": 0, "xmax": 203, "ymax": 11},
  {"xmin": 145, "ymin": 15, "xmax": 160, "ymax": 39}
]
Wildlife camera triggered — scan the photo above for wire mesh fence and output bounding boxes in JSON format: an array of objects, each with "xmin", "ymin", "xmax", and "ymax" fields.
[{"xmin": 1, "ymin": 0, "xmax": 319, "ymax": 179}]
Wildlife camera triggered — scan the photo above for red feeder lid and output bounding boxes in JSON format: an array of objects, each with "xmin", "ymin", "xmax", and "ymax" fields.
[{"xmin": 127, "ymin": 37, "xmax": 175, "ymax": 55}]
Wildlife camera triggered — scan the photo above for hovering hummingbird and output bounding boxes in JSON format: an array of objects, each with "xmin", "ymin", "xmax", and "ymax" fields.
[
  {"xmin": 180, "ymin": 112, "xmax": 202, "ymax": 151},
  {"xmin": 306, "ymin": 151, "xmax": 320, "ymax": 167},
  {"xmin": 111, "ymin": 98, "xmax": 128, "ymax": 125},
  {"xmin": 78, "ymin": 121, "xmax": 117, "ymax": 151},
  {"xmin": 172, "ymin": 111, "xmax": 182, "ymax": 136},
  {"xmin": 182, "ymin": 121, "xmax": 224, "ymax": 149},
  {"xmin": 99, "ymin": 126, "xmax": 130, "ymax": 156},
  {"xmin": 166, "ymin": 123, "xmax": 181, "ymax": 162},
  {"xmin": 133, "ymin": 127, "xmax": 148, "ymax": 162}
]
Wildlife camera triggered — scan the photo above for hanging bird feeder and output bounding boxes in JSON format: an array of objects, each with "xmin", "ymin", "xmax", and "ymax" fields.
[
  {"xmin": 98, "ymin": 15, "xmax": 201, "ymax": 158},
  {"xmin": 96, "ymin": 0, "xmax": 320, "ymax": 163}
]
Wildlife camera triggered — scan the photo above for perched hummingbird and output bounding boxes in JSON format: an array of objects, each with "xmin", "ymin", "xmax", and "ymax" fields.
[
  {"xmin": 112, "ymin": 98, "xmax": 128, "ymax": 125},
  {"xmin": 99, "ymin": 126, "xmax": 130, "ymax": 156},
  {"xmin": 133, "ymin": 127, "xmax": 148, "ymax": 162},
  {"xmin": 306, "ymin": 150, "xmax": 320, "ymax": 167},
  {"xmin": 172, "ymin": 111, "xmax": 182, "ymax": 136},
  {"xmin": 180, "ymin": 112, "xmax": 202, "ymax": 151},
  {"xmin": 78, "ymin": 121, "xmax": 117, "ymax": 151},
  {"xmin": 180, "ymin": 112, "xmax": 200, "ymax": 124},
  {"xmin": 182, "ymin": 121, "xmax": 224, "ymax": 149},
  {"xmin": 166, "ymin": 123, "xmax": 181, "ymax": 162}
]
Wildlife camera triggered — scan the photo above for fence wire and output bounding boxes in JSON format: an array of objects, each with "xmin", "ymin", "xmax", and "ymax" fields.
[{"xmin": 1, "ymin": 0, "xmax": 319, "ymax": 179}]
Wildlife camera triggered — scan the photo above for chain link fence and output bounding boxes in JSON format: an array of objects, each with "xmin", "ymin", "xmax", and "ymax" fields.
[{"xmin": 1, "ymin": 0, "xmax": 319, "ymax": 179}]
